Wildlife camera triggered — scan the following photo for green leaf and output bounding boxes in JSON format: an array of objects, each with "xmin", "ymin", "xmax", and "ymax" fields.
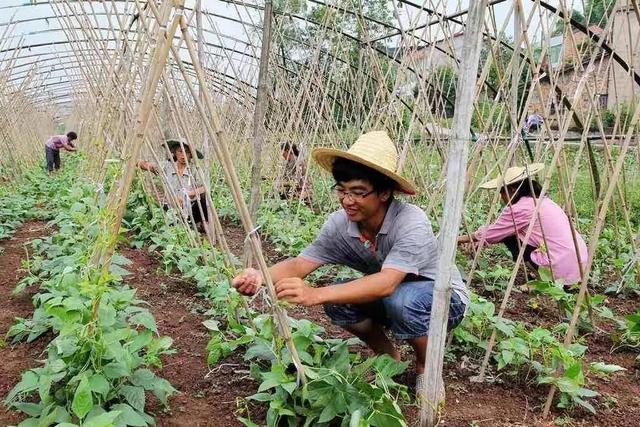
[
  {"xmin": 258, "ymin": 364, "xmax": 290, "ymax": 392},
  {"xmin": 238, "ymin": 417, "xmax": 260, "ymax": 427},
  {"xmin": 89, "ymin": 374, "xmax": 110, "ymax": 397},
  {"xmin": 564, "ymin": 362, "xmax": 584, "ymax": 383},
  {"xmin": 326, "ymin": 343, "xmax": 351, "ymax": 373},
  {"xmin": 54, "ymin": 336, "xmax": 79, "ymax": 357},
  {"xmin": 13, "ymin": 402, "xmax": 43, "ymax": 417},
  {"xmin": 202, "ymin": 319, "xmax": 220, "ymax": 331},
  {"xmin": 71, "ymin": 376, "xmax": 94, "ymax": 420},
  {"xmin": 576, "ymin": 387, "xmax": 599, "ymax": 398},
  {"xmin": 103, "ymin": 362, "xmax": 130, "ymax": 379},
  {"xmin": 373, "ymin": 354, "xmax": 407, "ymax": 378},
  {"xmin": 501, "ymin": 350, "xmax": 514, "ymax": 367},
  {"xmin": 5, "ymin": 370, "xmax": 39, "ymax": 403},
  {"xmin": 83, "ymin": 410, "xmax": 122, "ymax": 427},
  {"xmin": 494, "ymin": 318, "xmax": 515, "ymax": 337},
  {"xmin": 131, "ymin": 369, "xmax": 156, "ymax": 389},
  {"xmin": 244, "ymin": 341, "xmax": 275, "ymax": 361},
  {"xmin": 539, "ymin": 267, "xmax": 553, "ymax": 282},
  {"xmin": 317, "ymin": 400, "xmax": 339, "ymax": 423},
  {"xmin": 109, "ymin": 264, "xmax": 131, "ymax": 278},
  {"xmin": 150, "ymin": 378, "xmax": 176, "ymax": 406},
  {"xmin": 129, "ymin": 311, "xmax": 158, "ymax": 334},
  {"xmin": 111, "ymin": 403, "xmax": 147, "ymax": 427},
  {"xmin": 16, "ymin": 419, "xmax": 40, "ymax": 427},
  {"xmin": 98, "ymin": 303, "xmax": 117, "ymax": 328},
  {"xmin": 247, "ymin": 392, "xmax": 273, "ymax": 402},
  {"xmin": 590, "ymin": 362, "xmax": 626, "ymax": 375},
  {"xmin": 281, "ymin": 382, "xmax": 298, "ymax": 395},
  {"xmin": 350, "ymin": 410, "xmax": 363, "ymax": 427},
  {"xmin": 128, "ymin": 331, "xmax": 153, "ymax": 353},
  {"xmin": 554, "ymin": 377, "xmax": 580, "ymax": 394},
  {"xmin": 573, "ymin": 396, "xmax": 596, "ymax": 414},
  {"xmin": 119, "ymin": 385, "xmax": 145, "ymax": 412}
]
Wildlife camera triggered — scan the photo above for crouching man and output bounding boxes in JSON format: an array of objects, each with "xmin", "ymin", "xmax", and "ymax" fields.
[{"xmin": 232, "ymin": 131, "xmax": 469, "ymax": 400}]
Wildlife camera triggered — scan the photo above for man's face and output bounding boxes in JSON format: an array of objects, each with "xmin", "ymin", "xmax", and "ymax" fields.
[
  {"xmin": 282, "ymin": 149, "xmax": 295, "ymax": 161},
  {"xmin": 175, "ymin": 147, "xmax": 191, "ymax": 164},
  {"xmin": 335, "ymin": 179, "xmax": 389, "ymax": 222}
]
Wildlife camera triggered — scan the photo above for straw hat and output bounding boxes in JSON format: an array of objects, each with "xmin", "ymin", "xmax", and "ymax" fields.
[
  {"xmin": 479, "ymin": 163, "xmax": 545, "ymax": 189},
  {"xmin": 165, "ymin": 139, "xmax": 204, "ymax": 159},
  {"xmin": 312, "ymin": 131, "xmax": 417, "ymax": 195}
]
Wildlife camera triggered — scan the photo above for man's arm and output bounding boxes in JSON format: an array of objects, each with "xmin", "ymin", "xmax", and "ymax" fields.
[
  {"xmin": 63, "ymin": 145, "xmax": 77, "ymax": 152},
  {"xmin": 457, "ymin": 234, "xmax": 478, "ymax": 244},
  {"xmin": 137, "ymin": 160, "xmax": 158, "ymax": 174},
  {"xmin": 275, "ymin": 268, "xmax": 406, "ymax": 306},
  {"xmin": 233, "ymin": 256, "xmax": 321, "ymax": 296},
  {"xmin": 187, "ymin": 186, "xmax": 207, "ymax": 197}
]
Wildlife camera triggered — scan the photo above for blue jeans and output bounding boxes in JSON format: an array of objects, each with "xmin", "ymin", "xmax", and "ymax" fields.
[{"xmin": 323, "ymin": 279, "xmax": 466, "ymax": 340}]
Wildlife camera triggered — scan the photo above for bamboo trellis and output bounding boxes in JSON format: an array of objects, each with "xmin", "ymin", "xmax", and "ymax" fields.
[{"xmin": 1, "ymin": 0, "xmax": 639, "ymax": 423}]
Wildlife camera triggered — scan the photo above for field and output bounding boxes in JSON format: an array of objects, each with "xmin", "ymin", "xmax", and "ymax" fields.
[
  {"xmin": 2, "ymin": 1, "xmax": 640, "ymax": 426},
  {"xmin": 0, "ymin": 150, "xmax": 638, "ymax": 426}
]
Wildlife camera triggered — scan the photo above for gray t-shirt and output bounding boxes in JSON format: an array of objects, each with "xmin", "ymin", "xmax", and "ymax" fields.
[
  {"xmin": 300, "ymin": 200, "xmax": 469, "ymax": 306},
  {"xmin": 161, "ymin": 162, "xmax": 200, "ymax": 217}
]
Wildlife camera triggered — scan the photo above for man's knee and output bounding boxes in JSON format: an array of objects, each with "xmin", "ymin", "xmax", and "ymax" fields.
[
  {"xmin": 342, "ymin": 318, "xmax": 376, "ymax": 336},
  {"xmin": 383, "ymin": 284, "xmax": 431, "ymax": 324}
]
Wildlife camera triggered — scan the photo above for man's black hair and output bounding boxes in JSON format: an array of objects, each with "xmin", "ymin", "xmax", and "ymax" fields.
[
  {"xmin": 332, "ymin": 157, "xmax": 396, "ymax": 193},
  {"xmin": 281, "ymin": 142, "xmax": 299, "ymax": 157},
  {"xmin": 504, "ymin": 178, "xmax": 542, "ymax": 204},
  {"xmin": 67, "ymin": 131, "xmax": 78, "ymax": 141}
]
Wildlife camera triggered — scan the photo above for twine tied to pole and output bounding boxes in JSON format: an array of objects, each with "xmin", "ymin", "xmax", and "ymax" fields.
[{"xmin": 244, "ymin": 224, "xmax": 262, "ymax": 242}]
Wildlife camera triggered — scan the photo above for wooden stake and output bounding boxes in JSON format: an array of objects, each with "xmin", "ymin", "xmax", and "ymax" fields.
[
  {"xmin": 247, "ymin": 0, "xmax": 273, "ymax": 223},
  {"xmin": 420, "ymin": 2, "xmax": 488, "ymax": 426}
]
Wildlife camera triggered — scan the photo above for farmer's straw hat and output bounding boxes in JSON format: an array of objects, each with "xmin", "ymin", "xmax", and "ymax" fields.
[
  {"xmin": 480, "ymin": 163, "xmax": 545, "ymax": 189},
  {"xmin": 312, "ymin": 130, "xmax": 417, "ymax": 195},
  {"xmin": 164, "ymin": 139, "xmax": 204, "ymax": 159}
]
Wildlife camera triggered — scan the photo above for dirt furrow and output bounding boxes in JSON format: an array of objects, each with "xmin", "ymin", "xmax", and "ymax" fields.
[
  {"xmin": 119, "ymin": 245, "xmax": 259, "ymax": 427},
  {"xmin": 0, "ymin": 221, "xmax": 51, "ymax": 426}
]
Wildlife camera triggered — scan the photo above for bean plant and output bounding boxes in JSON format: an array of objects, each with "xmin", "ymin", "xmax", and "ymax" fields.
[{"xmin": 4, "ymin": 164, "xmax": 175, "ymax": 426}]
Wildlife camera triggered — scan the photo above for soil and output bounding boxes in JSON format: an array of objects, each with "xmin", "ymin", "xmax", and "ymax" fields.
[
  {"xmin": 118, "ymin": 245, "xmax": 259, "ymax": 427},
  {"xmin": 0, "ymin": 221, "xmax": 51, "ymax": 426},
  {"xmin": 1, "ymin": 219, "xmax": 638, "ymax": 427}
]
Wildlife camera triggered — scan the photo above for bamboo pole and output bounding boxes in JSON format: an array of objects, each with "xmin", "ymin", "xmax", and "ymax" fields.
[
  {"xmin": 92, "ymin": 0, "xmax": 183, "ymax": 269},
  {"xmin": 176, "ymin": 14, "xmax": 306, "ymax": 384},
  {"xmin": 245, "ymin": 0, "xmax": 274, "ymax": 263},
  {"xmin": 420, "ymin": 2, "xmax": 488, "ymax": 426}
]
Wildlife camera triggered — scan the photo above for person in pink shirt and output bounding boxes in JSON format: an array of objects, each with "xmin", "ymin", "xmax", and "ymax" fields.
[
  {"xmin": 458, "ymin": 163, "xmax": 588, "ymax": 287},
  {"xmin": 45, "ymin": 131, "xmax": 78, "ymax": 175}
]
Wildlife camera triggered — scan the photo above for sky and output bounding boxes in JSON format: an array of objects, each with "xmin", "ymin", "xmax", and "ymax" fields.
[{"xmin": 0, "ymin": 0, "xmax": 578, "ymax": 107}]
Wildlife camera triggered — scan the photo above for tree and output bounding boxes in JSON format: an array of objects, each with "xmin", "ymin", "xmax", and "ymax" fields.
[
  {"xmin": 553, "ymin": 0, "xmax": 617, "ymax": 34},
  {"xmin": 584, "ymin": 0, "xmax": 617, "ymax": 26}
]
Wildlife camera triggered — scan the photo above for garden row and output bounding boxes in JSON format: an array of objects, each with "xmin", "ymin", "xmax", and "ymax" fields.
[{"xmin": 2, "ymin": 162, "xmax": 638, "ymax": 426}]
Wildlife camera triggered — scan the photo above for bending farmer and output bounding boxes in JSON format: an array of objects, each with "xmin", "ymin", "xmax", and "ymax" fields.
[
  {"xmin": 45, "ymin": 131, "xmax": 77, "ymax": 175},
  {"xmin": 279, "ymin": 142, "xmax": 311, "ymax": 203},
  {"xmin": 233, "ymin": 131, "xmax": 469, "ymax": 400},
  {"xmin": 137, "ymin": 140, "xmax": 209, "ymax": 233},
  {"xmin": 458, "ymin": 163, "xmax": 588, "ymax": 287}
]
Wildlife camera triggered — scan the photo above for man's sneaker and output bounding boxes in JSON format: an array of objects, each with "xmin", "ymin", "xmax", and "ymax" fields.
[{"xmin": 415, "ymin": 373, "xmax": 445, "ymax": 408}]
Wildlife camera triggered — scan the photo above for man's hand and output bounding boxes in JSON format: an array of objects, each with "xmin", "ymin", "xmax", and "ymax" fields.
[
  {"xmin": 457, "ymin": 235, "xmax": 476, "ymax": 245},
  {"xmin": 457, "ymin": 235, "xmax": 479, "ymax": 253},
  {"xmin": 232, "ymin": 268, "xmax": 263, "ymax": 296},
  {"xmin": 275, "ymin": 278, "xmax": 321, "ymax": 306}
]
